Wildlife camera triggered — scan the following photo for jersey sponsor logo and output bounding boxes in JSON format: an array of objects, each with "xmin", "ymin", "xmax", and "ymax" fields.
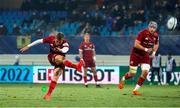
[
  {"xmin": 84, "ymin": 48, "xmax": 93, "ymax": 51},
  {"xmin": 145, "ymin": 37, "xmax": 148, "ymax": 40},
  {"xmin": 130, "ymin": 61, "xmax": 134, "ymax": 65}
]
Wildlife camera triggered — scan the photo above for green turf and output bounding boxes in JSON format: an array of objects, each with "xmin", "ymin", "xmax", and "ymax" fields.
[{"xmin": 0, "ymin": 84, "xmax": 180, "ymax": 107}]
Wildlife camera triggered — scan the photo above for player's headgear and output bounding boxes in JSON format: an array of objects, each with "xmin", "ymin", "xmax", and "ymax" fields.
[
  {"xmin": 56, "ymin": 32, "xmax": 64, "ymax": 40},
  {"xmin": 148, "ymin": 21, "xmax": 158, "ymax": 29}
]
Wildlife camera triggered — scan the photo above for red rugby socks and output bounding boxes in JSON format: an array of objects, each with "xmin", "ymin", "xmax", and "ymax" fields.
[
  {"xmin": 63, "ymin": 60, "xmax": 76, "ymax": 69},
  {"xmin": 125, "ymin": 73, "xmax": 132, "ymax": 80},
  {"xmin": 47, "ymin": 80, "xmax": 57, "ymax": 95},
  {"xmin": 84, "ymin": 76, "xmax": 87, "ymax": 84},
  {"xmin": 137, "ymin": 77, "xmax": 145, "ymax": 86},
  {"xmin": 133, "ymin": 77, "xmax": 145, "ymax": 91},
  {"xmin": 94, "ymin": 75, "xmax": 98, "ymax": 82}
]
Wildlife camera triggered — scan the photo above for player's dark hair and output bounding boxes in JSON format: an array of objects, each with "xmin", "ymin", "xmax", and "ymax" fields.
[{"xmin": 56, "ymin": 32, "xmax": 64, "ymax": 40}]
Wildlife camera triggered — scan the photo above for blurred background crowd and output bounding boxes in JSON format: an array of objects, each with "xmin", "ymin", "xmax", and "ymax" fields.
[
  {"xmin": 0, "ymin": 0, "xmax": 180, "ymax": 37},
  {"xmin": 0, "ymin": 0, "xmax": 180, "ymax": 56}
]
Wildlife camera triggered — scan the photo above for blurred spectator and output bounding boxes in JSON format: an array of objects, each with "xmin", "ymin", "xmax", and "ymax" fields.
[
  {"xmin": 36, "ymin": 29, "xmax": 43, "ymax": 36},
  {"xmin": 13, "ymin": 24, "xmax": 21, "ymax": 35},
  {"xmin": 14, "ymin": 55, "xmax": 20, "ymax": 65},
  {"xmin": 42, "ymin": 11, "xmax": 50, "ymax": 24},
  {"xmin": 150, "ymin": 52, "xmax": 161, "ymax": 85},
  {"xmin": 116, "ymin": 16, "xmax": 124, "ymax": 31},
  {"xmin": 0, "ymin": 24, "xmax": 7, "ymax": 35},
  {"xmin": 96, "ymin": 0, "xmax": 104, "ymax": 8},
  {"xmin": 80, "ymin": 22, "xmax": 92, "ymax": 36},
  {"xmin": 112, "ymin": 20, "xmax": 117, "ymax": 31},
  {"xmin": 165, "ymin": 53, "xmax": 176, "ymax": 85},
  {"xmin": 106, "ymin": 16, "xmax": 113, "ymax": 30},
  {"xmin": 0, "ymin": 0, "xmax": 180, "ymax": 36},
  {"xmin": 111, "ymin": 5, "xmax": 122, "ymax": 18},
  {"xmin": 92, "ymin": 26, "xmax": 100, "ymax": 36}
]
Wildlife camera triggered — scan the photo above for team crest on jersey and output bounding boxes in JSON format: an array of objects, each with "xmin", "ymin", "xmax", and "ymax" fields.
[{"xmin": 130, "ymin": 61, "xmax": 134, "ymax": 64}]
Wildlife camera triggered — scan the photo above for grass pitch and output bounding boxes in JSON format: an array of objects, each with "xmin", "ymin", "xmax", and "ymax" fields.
[{"xmin": 0, "ymin": 84, "xmax": 180, "ymax": 107}]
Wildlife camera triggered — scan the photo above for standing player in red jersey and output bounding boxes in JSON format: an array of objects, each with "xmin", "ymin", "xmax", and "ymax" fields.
[
  {"xmin": 79, "ymin": 33, "xmax": 100, "ymax": 87},
  {"xmin": 20, "ymin": 32, "xmax": 84, "ymax": 100},
  {"xmin": 118, "ymin": 21, "xmax": 159, "ymax": 95}
]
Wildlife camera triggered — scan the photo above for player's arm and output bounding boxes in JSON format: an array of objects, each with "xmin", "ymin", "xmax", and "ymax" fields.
[
  {"xmin": 79, "ymin": 43, "xmax": 83, "ymax": 59},
  {"xmin": 55, "ymin": 47, "xmax": 69, "ymax": 53},
  {"xmin": 152, "ymin": 41, "xmax": 159, "ymax": 57},
  {"xmin": 55, "ymin": 43, "xmax": 69, "ymax": 53},
  {"xmin": 134, "ymin": 40, "xmax": 153, "ymax": 54},
  {"xmin": 152, "ymin": 34, "xmax": 159, "ymax": 57},
  {"xmin": 92, "ymin": 47, "xmax": 96, "ymax": 62},
  {"xmin": 153, "ymin": 42, "xmax": 159, "ymax": 53},
  {"xmin": 20, "ymin": 39, "xmax": 43, "ymax": 53},
  {"xmin": 79, "ymin": 50, "xmax": 83, "ymax": 59}
]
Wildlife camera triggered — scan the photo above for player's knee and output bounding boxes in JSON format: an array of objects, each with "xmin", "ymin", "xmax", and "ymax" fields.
[
  {"xmin": 52, "ymin": 74, "xmax": 59, "ymax": 81},
  {"xmin": 52, "ymin": 71, "xmax": 60, "ymax": 81},
  {"xmin": 141, "ymin": 64, "xmax": 150, "ymax": 72},
  {"xmin": 141, "ymin": 64, "xmax": 150, "ymax": 78},
  {"xmin": 52, "ymin": 77, "xmax": 58, "ymax": 81},
  {"xmin": 55, "ymin": 58, "xmax": 63, "ymax": 65},
  {"xmin": 129, "ymin": 66, "xmax": 137, "ymax": 74},
  {"xmin": 55, "ymin": 55, "xmax": 64, "ymax": 64}
]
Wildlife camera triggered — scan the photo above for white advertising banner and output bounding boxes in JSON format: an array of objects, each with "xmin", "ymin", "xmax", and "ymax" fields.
[{"xmin": 33, "ymin": 66, "xmax": 119, "ymax": 84}]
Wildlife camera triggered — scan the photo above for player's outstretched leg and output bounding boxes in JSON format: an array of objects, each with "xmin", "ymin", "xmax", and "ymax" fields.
[
  {"xmin": 63, "ymin": 59, "xmax": 84, "ymax": 72},
  {"xmin": 55, "ymin": 55, "xmax": 84, "ymax": 72},
  {"xmin": 118, "ymin": 66, "xmax": 137, "ymax": 90},
  {"xmin": 76, "ymin": 59, "xmax": 85, "ymax": 72}
]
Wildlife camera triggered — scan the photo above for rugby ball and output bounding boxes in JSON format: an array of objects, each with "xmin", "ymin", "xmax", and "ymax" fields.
[{"xmin": 167, "ymin": 17, "xmax": 177, "ymax": 30}]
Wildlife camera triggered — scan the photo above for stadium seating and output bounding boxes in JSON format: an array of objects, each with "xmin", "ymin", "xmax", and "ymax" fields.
[
  {"xmin": 1, "ymin": 0, "xmax": 179, "ymax": 36},
  {"xmin": 0, "ymin": 0, "xmax": 180, "ymax": 55}
]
